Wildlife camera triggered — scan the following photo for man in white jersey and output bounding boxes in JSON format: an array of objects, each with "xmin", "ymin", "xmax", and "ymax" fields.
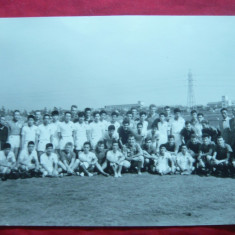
[
  {"xmin": 170, "ymin": 108, "xmax": 185, "ymax": 148},
  {"xmin": 147, "ymin": 104, "xmax": 159, "ymax": 130},
  {"xmin": 0, "ymin": 143, "xmax": 17, "ymax": 180},
  {"xmin": 100, "ymin": 110, "xmax": 109, "ymax": 136},
  {"xmin": 138, "ymin": 111, "xmax": 148, "ymax": 133},
  {"xmin": 40, "ymin": 143, "xmax": 59, "ymax": 177},
  {"xmin": 106, "ymin": 141, "xmax": 130, "ymax": 177},
  {"xmin": 34, "ymin": 110, "xmax": 42, "ymax": 127},
  {"xmin": 71, "ymin": 105, "xmax": 78, "ymax": 122},
  {"xmin": 88, "ymin": 111, "xmax": 104, "ymax": 149},
  {"xmin": 50, "ymin": 111, "xmax": 61, "ymax": 154},
  {"xmin": 103, "ymin": 125, "xmax": 119, "ymax": 149},
  {"xmin": 18, "ymin": 141, "xmax": 41, "ymax": 177},
  {"xmin": 21, "ymin": 115, "xmax": 37, "ymax": 149},
  {"xmin": 108, "ymin": 111, "xmax": 120, "ymax": 134},
  {"xmin": 78, "ymin": 142, "xmax": 109, "ymax": 177},
  {"xmin": 36, "ymin": 114, "xmax": 53, "ymax": 157},
  {"xmin": 7, "ymin": 110, "xmax": 23, "ymax": 159},
  {"xmin": 58, "ymin": 112, "xmax": 75, "ymax": 151},
  {"xmin": 157, "ymin": 113, "xmax": 169, "ymax": 147},
  {"xmin": 74, "ymin": 112, "xmax": 89, "ymax": 153},
  {"xmin": 154, "ymin": 145, "xmax": 174, "ymax": 175},
  {"xmin": 176, "ymin": 144, "xmax": 195, "ymax": 175}
]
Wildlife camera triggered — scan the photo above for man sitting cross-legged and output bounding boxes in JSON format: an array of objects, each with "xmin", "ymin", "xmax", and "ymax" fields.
[
  {"xmin": 18, "ymin": 141, "xmax": 41, "ymax": 178},
  {"xmin": 78, "ymin": 142, "xmax": 109, "ymax": 177},
  {"xmin": 106, "ymin": 140, "xmax": 131, "ymax": 177},
  {"xmin": 122, "ymin": 135, "xmax": 144, "ymax": 175},
  {"xmin": 209, "ymin": 136, "xmax": 233, "ymax": 177},
  {"xmin": 142, "ymin": 137, "xmax": 158, "ymax": 172},
  {"xmin": 58, "ymin": 142, "xmax": 80, "ymax": 175},
  {"xmin": 197, "ymin": 134, "xmax": 215, "ymax": 175},
  {"xmin": 40, "ymin": 143, "xmax": 60, "ymax": 177},
  {"xmin": 0, "ymin": 143, "xmax": 18, "ymax": 180},
  {"xmin": 153, "ymin": 144, "xmax": 174, "ymax": 175},
  {"xmin": 176, "ymin": 144, "xmax": 195, "ymax": 175}
]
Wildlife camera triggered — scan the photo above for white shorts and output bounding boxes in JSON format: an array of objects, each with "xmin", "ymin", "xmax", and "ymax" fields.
[
  {"xmin": 52, "ymin": 138, "xmax": 60, "ymax": 150},
  {"xmin": 37, "ymin": 140, "xmax": 50, "ymax": 152},
  {"xmin": 60, "ymin": 137, "xmax": 74, "ymax": 150},
  {"xmin": 110, "ymin": 160, "xmax": 131, "ymax": 168},
  {"xmin": 80, "ymin": 161, "xmax": 95, "ymax": 170},
  {"xmin": 8, "ymin": 135, "xmax": 20, "ymax": 149}
]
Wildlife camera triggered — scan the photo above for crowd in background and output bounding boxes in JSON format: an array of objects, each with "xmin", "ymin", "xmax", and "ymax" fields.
[{"xmin": 0, "ymin": 104, "xmax": 235, "ymax": 180}]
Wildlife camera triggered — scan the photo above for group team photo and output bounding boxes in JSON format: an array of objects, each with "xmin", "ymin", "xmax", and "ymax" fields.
[{"xmin": 1, "ymin": 104, "xmax": 235, "ymax": 180}]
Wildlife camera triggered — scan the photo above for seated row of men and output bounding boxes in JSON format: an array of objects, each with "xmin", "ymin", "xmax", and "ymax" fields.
[{"xmin": 1, "ymin": 131, "xmax": 234, "ymax": 180}]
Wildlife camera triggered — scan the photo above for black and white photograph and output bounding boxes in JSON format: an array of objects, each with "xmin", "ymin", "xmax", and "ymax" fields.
[{"xmin": 0, "ymin": 16, "xmax": 235, "ymax": 226}]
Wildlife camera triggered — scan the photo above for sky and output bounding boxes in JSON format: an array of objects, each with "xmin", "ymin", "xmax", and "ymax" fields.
[{"xmin": 0, "ymin": 16, "xmax": 235, "ymax": 111}]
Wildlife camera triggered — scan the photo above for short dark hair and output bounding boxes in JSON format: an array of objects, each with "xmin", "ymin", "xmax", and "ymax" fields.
[
  {"xmin": 217, "ymin": 136, "xmax": 223, "ymax": 140},
  {"xmin": 108, "ymin": 125, "xmax": 115, "ymax": 131},
  {"xmin": 111, "ymin": 111, "xmax": 118, "ymax": 117},
  {"xmin": 65, "ymin": 142, "xmax": 73, "ymax": 147},
  {"xmin": 3, "ymin": 143, "xmax": 11, "ymax": 149},
  {"xmin": 191, "ymin": 110, "xmax": 197, "ymax": 115},
  {"xmin": 43, "ymin": 114, "xmax": 50, "ymax": 119},
  {"xmin": 197, "ymin": 113, "xmax": 204, "ymax": 117},
  {"xmin": 27, "ymin": 115, "xmax": 35, "ymax": 120},
  {"xmin": 93, "ymin": 111, "xmax": 100, "ymax": 117},
  {"xmin": 28, "ymin": 141, "xmax": 35, "ymax": 146},
  {"xmin": 159, "ymin": 144, "xmax": 166, "ymax": 149},
  {"xmin": 164, "ymin": 106, "xmax": 170, "ymax": 110},
  {"xmin": 122, "ymin": 118, "xmax": 130, "ymax": 125},
  {"xmin": 139, "ymin": 111, "xmax": 147, "ymax": 116},
  {"xmin": 159, "ymin": 112, "xmax": 165, "ymax": 117},
  {"xmin": 174, "ymin": 108, "xmax": 181, "ymax": 113},
  {"xmin": 137, "ymin": 122, "xmax": 143, "ymax": 127},
  {"xmin": 14, "ymin": 110, "xmax": 20, "ymax": 114},
  {"xmin": 149, "ymin": 104, "xmax": 157, "ymax": 109},
  {"xmin": 126, "ymin": 111, "xmax": 132, "ymax": 116},
  {"xmin": 46, "ymin": 143, "xmax": 53, "ymax": 149},
  {"xmin": 65, "ymin": 111, "xmax": 72, "ymax": 116},
  {"xmin": 100, "ymin": 110, "xmax": 107, "ymax": 115},
  {"xmin": 71, "ymin": 105, "xmax": 77, "ymax": 109},
  {"xmin": 185, "ymin": 121, "xmax": 191, "ymax": 125},
  {"xmin": 84, "ymin": 108, "xmax": 91, "ymax": 112},
  {"xmin": 221, "ymin": 108, "xmax": 228, "ymax": 113},
  {"xmin": 51, "ymin": 110, "xmax": 59, "ymax": 116},
  {"xmin": 83, "ymin": 141, "xmax": 91, "ymax": 148},
  {"xmin": 78, "ymin": 112, "xmax": 85, "ymax": 117},
  {"xmin": 97, "ymin": 141, "xmax": 105, "ymax": 146},
  {"xmin": 112, "ymin": 140, "xmax": 119, "ymax": 145},
  {"xmin": 145, "ymin": 137, "xmax": 152, "ymax": 142},
  {"xmin": 128, "ymin": 134, "xmax": 135, "ymax": 140},
  {"xmin": 168, "ymin": 135, "xmax": 175, "ymax": 139},
  {"xmin": 202, "ymin": 134, "xmax": 210, "ymax": 138}
]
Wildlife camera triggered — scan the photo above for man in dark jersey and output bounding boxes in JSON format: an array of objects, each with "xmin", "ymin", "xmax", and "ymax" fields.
[
  {"xmin": 0, "ymin": 116, "xmax": 8, "ymax": 150},
  {"xmin": 118, "ymin": 119, "xmax": 133, "ymax": 148},
  {"xmin": 210, "ymin": 136, "xmax": 233, "ymax": 176},
  {"xmin": 186, "ymin": 134, "xmax": 201, "ymax": 170},
  {"xmin": 180, "ymin": 121, "xmax": 196, "ymax": 144},
  {"xmin": 201, "ymin": 120, "xmax": 220, "ymax": 143},
  {"xmin": 142, "ymin": 137, "xmax": 158, "ymax": 172},
  {"xmin": 197, "ymin": 134, "xmax": 215, "ymax": 175}
]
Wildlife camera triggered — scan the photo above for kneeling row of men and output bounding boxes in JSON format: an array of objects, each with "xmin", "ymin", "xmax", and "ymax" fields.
[{"xmin": 0, "ymin": 133, "xmax": 235, "ymax": 180}]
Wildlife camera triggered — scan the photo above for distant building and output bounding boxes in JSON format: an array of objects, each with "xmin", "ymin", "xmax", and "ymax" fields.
[
  {"xmin": 207, "ymin": 95, "xmax": 233, "ymax": 109},
  {"xmin": 104, "ymin": 101, "xmax": 144, "ymax": 111}
]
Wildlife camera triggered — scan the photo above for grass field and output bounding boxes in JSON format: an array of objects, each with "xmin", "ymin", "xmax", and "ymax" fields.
[{"xmin": 0, "ymin": 173, "xmax": 235, "ymax": 226}]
